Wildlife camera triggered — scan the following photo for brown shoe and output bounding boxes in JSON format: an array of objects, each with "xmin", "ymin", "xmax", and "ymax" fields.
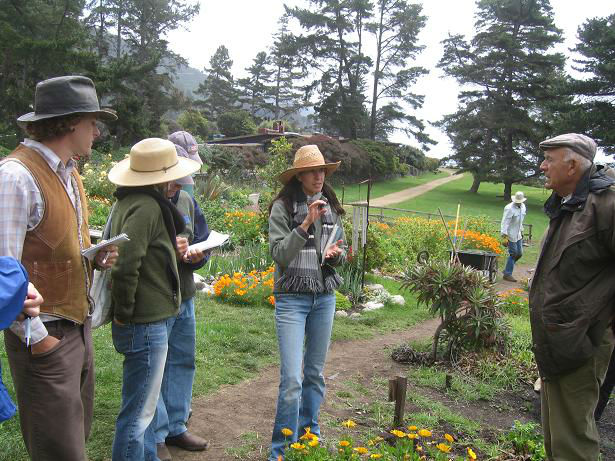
[
  {"xmin": 502, "ymin": 273, "xmax": 517, "ymax": 282},
  {"xmin": 165, "ymin": 431, "xmax": 209, "ymax": 451},
  {"xmin": 157, "ymin": 443, "xmax": 172, "ymax": 461}
]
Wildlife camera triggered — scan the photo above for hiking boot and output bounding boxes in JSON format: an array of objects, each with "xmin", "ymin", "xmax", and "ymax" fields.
[
  {"xmin": 157, "ymin": 443, "xmax": 172, "ymax": 461},
  {"xmin": 165, "ymin": 431, "xmax": 209, "ymax": 451},
  {"xmin": 502, "ymin": 273, "xmax": 517, "ymax": 282}
]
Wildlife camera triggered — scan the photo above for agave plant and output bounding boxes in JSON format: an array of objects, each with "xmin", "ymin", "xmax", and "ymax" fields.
[{"xmin": 401, "ymin": 259, "xmax": 509, "ymax": 361}]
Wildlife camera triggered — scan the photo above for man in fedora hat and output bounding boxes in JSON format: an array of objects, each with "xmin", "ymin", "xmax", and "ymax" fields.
[
  {"xmin": 500, "ymin": 190, "xmax": 527, "ymax": 282},
  {"xmin": 529, "ymin": 133, "xmax": 615, "ymax": 459},
  {"xmin": 0, "ymin": 75, "xmax": 119, "ymax": 460}
]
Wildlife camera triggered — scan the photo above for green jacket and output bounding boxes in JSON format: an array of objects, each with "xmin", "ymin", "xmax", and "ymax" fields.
[
  {"xmin": 110, "ymin": 192, "xmax": 180, "ymax": 324},
  {"xmin": 269, "ymin": 199, "xmax": 345, "ymax": 294},
  {"xmin": 529, "ymin": 166, "xmax": 615, "ymax": 379}
]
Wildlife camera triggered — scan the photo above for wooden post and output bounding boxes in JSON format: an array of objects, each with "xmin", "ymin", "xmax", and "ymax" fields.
[{"xmin": 388, "ymin": 376, "xmax": 407, "ymax": 426}]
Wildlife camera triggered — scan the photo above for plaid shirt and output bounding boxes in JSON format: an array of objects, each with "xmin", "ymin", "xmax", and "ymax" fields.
[{"xmin": 0, "ymin": 139, "xmax": 85, "ymax": 344}]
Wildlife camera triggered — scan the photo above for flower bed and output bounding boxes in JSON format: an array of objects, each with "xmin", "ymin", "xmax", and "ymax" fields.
[
  {"xmin": 212, "ymin": 266, "xmax": 275, "ymax": 306},
  {"xmin": 366, "ymin": 216, "xmax": 503, "ymax": 274},
  {"xmin": 281, "ymin": 421, "xmax": 478, "ymax": 460}
]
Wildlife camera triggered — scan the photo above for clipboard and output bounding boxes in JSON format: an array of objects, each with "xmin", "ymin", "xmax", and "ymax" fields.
[{"xmin": 81, "ymin": 233, "xmax": 130, "ymax": 260}]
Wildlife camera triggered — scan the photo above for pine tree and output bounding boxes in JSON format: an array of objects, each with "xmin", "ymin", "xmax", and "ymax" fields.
[
  {"xmin": 367, "ymin": 0, "xmax": 431, "ymax": 146},
  {"xmin": 195, "ymin": 45, "xmax": 238, "ymax": 120},
  {"xmin": 237, "ymin": 51, "xmax": 274, "ymax": 119},
  {"xmin": 438, "ymin": 0, "xmax": 566, "ymax": 199},
  {"xmin": 270, "ymin": 15, "xmax": 308, "ymax": 120},
  {"xmin": 567, "ymin": 14, "xmax": 615, "ymax": 154},
  {"xmin": 286, "ymin": 0, "xmax": 373, "ymax": 139}
]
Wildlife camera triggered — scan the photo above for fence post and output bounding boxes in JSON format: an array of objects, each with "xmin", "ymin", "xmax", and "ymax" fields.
[{"xmin": 388, "ymin": 376, "xmax": 407, "ymax": 426}]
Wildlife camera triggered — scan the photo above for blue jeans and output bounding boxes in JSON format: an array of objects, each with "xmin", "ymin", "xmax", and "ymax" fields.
[
  {"xmin": 504, "ymin": 239, "xmax": 523, "ymax": 276},
  {"xmin": 270, "ymin": 292, "xmax": 336, "ymax": 461},
  {"xmin": 112, "ymin": 320, "xmax": 169, "ymax": 461},
  {"xmin": 153, "ymin": 298, "xmax": 196, "ymax": 442}
]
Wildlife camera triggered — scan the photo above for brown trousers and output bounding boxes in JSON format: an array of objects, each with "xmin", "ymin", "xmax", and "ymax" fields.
[{"xmin": 4, "ymin": 318, "xmax": 94, "ymax": 461}]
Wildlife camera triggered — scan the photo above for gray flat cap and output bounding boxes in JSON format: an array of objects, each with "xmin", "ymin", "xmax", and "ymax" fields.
[{"xmin": 539, "ymin": 133, "xmax": 597, "ymax": 161}]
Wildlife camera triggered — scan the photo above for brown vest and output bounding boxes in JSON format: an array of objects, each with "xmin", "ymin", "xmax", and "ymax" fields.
[{"xmin": 8, "ymin": 145, "xmax": 92, "ymax": 323}]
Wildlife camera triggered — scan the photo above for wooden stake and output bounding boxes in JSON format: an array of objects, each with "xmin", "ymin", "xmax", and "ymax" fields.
[{"xmin": 393, "ymin": 376, "xmax": 407, "ymax": 426}]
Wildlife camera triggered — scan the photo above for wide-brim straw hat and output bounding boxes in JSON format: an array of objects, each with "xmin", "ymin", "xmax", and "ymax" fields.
[
  {"xmin": 278, "ymin": 144, "xmax": 341, "ymax": 184},
  {"xmin": 108, "ymin": 138, "xmax": 200, "ymax": 187},
  {"xmin": 512, "ymin": 191, "xmax": 527, "ymax": 204},
  {"xmin": 17, "ymin": 75, "xmax": 117, "ymax": 126}
]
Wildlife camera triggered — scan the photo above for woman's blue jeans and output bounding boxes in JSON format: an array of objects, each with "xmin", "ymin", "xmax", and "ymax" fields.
[
  {"xmin": 111, "ymin": 320, "xmax": 169, "ymax": 461},
  {"xmin": 153, "ymin": 298, "xmax": 196, "ymax": 442},
  {"xmin": 270, "ymin": 292, "xmax": 336, "ymax": 461}
]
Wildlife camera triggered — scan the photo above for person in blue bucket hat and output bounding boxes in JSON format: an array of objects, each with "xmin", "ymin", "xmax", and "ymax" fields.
[{"xmin": 0, "ymin": 257, "xmax": 43, "ymax": 422}]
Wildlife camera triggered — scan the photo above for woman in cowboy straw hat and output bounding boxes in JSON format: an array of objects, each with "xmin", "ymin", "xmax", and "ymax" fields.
[
  {"xmin": 107, "ymin": 138, "xmax": 200, "ymax": 461},
  {"xmin": 268, "ymin": 144, "xmax": 347, "ymax": 460},
  {"xmin": 500, "ymin": 190, "xmax": 527, "ymax": 282}
]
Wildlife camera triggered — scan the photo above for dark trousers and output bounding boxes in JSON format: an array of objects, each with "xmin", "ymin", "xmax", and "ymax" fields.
[
  {"xmin": 4, "ymin": 318, "xmax": 95, "ymax": 461},
  {"xmin": 596, "ymin": 349, "xmax": 615, "ymax": 420}
]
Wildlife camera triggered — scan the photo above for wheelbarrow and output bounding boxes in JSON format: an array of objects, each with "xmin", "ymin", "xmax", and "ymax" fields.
[{"xmin": 450, "ymin": 249, "xmax": 499, "ymax": 283}]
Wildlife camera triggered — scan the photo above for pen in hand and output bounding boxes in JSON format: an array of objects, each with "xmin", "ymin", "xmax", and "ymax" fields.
[
  {"xmin": 24, "ymin": 316, "xmax": 31, "ymax": 348},
  {"xmin": 101, "ymin": 251, "xmax": 110, "ymax": 266}
]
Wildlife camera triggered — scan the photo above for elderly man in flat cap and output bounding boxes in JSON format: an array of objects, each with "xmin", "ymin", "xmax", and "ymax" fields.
[
  {"xmin": 0, "ymin": 76, "xmax": 118, "ymax": 460},
  {"xmin": 529, "ymin": 133, "xmax": 615, "ymax": 460}
]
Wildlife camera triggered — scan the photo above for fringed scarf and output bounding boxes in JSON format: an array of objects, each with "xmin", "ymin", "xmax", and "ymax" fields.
[{"xmin": 276, "ymin": 190, "xmax": 343, "ymax": 293}]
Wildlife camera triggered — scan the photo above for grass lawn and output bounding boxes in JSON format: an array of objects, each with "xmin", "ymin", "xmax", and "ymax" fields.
[
  {"xmin": 332, "ymin": 170, "xmax": 449, "ymax": 205},
  {"xmin": 0, "ymin": 276, "xmax": 430, "ymax": 461},
  {"xmin": 367, "ymin": 174, "xmax": 551, "ymax": 266}
]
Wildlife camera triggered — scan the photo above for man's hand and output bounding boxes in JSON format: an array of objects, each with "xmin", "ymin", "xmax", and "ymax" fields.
[
  {"xmin": 95, "ymin": 244, "xmax": 119, "ymax": 269},
  {"xmin": 31, "ymin": 335, "xmax": 60, "ymax": 355},
  {"xmin": 16, "ymin": 283, "xmax": 43, "ymax": 321},
  {"xmin": 501, "ymin": 234, "xmax": 509, "ymax": 247}
]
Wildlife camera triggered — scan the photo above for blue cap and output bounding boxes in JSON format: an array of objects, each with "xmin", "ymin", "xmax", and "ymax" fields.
[{"xmin": 0, "ymin": 257, "xmax": 29, "ymax": 330}]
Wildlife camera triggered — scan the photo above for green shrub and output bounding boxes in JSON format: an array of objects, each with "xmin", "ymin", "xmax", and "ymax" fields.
[
  {"xmin": 402, "ymin": 259, "xmax": 509, "ymax": 361},
  {"xmin": 350, "ymin": 139, "xmax": 402, "ymax": 178},
  {"xmin": 217, "ymin": 110, "xmax": 257, "ymax": 137},
  {"xmin": 335, "ymin": 291, "xmax": 352, "ymax": 311},
  {"xmin": 504, "ymin": 421, "xmax": 546, "ymax": 460},
  {"xmin": 177, "ymin": 109, "xmax": 214, "ymax": 140}
]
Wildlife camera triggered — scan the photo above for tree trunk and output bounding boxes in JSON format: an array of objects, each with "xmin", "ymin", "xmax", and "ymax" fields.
[
  {"xmin": 503, "ymin": 181, "xmax": 512, "ymax": 202},
  {"xmin": 469, "ymin": 175, "xmax": 481, "ymax": 193}
]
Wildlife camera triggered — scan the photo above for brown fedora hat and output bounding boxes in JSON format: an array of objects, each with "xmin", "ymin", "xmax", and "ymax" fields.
[
  {"xmin": 17, "ymin": 75, "xmax": 117, "ymax": 125},
  {"xmin": 278, "ymin": 145, "xmax": 341, "ymax": 184},
  {"xmin": 108, "ymin": 138, "xmax": 200, "ymax": 187}
]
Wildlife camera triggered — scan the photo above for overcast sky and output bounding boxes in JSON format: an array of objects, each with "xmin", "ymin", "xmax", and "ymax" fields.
[{"xmin": 167, "ymin": 0, "xmax": 614, "ymax": 160}]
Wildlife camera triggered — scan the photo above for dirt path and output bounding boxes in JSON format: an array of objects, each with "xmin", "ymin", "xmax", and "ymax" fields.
[
  {"xmin": 356, "ymin": 169, "xmax": 464, "ymax": 208},
  {"xmin": 169, "ymin": 318, "xmax": 441, "ymax": 460}
]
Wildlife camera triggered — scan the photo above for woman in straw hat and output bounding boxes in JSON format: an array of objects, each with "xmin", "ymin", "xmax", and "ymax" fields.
[
  {"xmin": 268, "ymin": 144, "xmax": 346, "ymax": 460},
  {"xmin": 107, "ymin": 138, "xmax": 200, "ymax": 461}
]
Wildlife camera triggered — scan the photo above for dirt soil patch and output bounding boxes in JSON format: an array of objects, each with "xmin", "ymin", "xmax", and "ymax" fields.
[{"xmin": 170, "ymin": 263, "xmax": 615, "ymax": 460}]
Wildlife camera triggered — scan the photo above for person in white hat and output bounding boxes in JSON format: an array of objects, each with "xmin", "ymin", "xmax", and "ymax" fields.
[
  {"xmin": 500, "ymin": 191, "xmax": 527, "ymax": 282},
  {"xmin": 107, "ymin": 138, "xmax": 200, "ymax": 461},
  {"xmin": 267, "ymin": 144, "xmax": 346, "ymax": 461}
]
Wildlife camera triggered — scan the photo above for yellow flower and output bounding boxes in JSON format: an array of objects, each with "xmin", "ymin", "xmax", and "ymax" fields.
[
  {"xmin": 407, "ymin": 433, "xmax": 417, "ymax": 439},
  {"xmin": 467, "ymin": 447, "xmax": 477, "ymax": 460},
  {"xmin": 408, "ymin": 425, "xmax": 417, "ymax": 431},
  {"xmin": 290, "ymin": 442, "xmax": 305, "ymax": 450},
  {"xmin": 342, "ymin": 419, "xmax": 357, "ymax": 428},
  {"xmin": 436, "ymin": 443, "xmax": 451, "ymax": 453},
  {"xmin": 418, "ymin": 429, "xmax": 431, "ymax": 437},
  {"xmin": 370, "ymin": 455, "xmax": 382, "ymax": 459},
  {"xmin": 339, "ymin": 440, "xmax": 351, "ymax": 447},
  {"xmin": 277, "ymin": 456, "xmax": 283, "ymax": 461},
  {"xmin": 308, "ymin": 439, "xmax": 319, "ymax": 447},
  {"xmin": 444, "ymin": 433, "xmax": 454, "ymax": 444},
  {"xmin": 354, "ymin": 446, "xmax": 368, "ymax": 454},
  {"xmin": 390, "ymin": 429, "xmax": 406, "ymax": 438},
  {"xmin": 281, "ymin": 428, "xmax": 293, "ymax": 437}
]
